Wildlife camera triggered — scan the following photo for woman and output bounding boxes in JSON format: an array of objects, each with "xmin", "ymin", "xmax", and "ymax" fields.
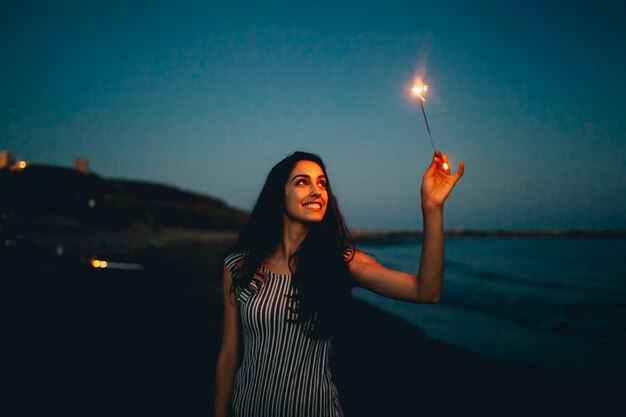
[{"xmin": 214, "ymin": 150, "xmax": 464, "ymax": 417}]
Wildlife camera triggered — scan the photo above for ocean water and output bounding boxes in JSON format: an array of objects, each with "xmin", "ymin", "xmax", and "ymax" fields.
[{"xmin": 352, "ymin": 238, "xmax": 626, "ymax": 374}]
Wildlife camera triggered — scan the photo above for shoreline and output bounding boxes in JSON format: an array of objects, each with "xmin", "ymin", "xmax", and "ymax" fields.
[
  {"xmin": 9, "ymin": 226, "xmax": 625, "ymax": 257},
  {"xmin": 352, "ymin": 228, "xmax": 626, "ymax": 245}
]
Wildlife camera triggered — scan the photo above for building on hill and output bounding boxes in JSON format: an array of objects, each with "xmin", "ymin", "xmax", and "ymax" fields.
[
  {"xmin": 75, "ymin": 158, "xmax": 89, "ymax": 174},
  {"xmin": 1, "ymin": 151, "xmax": 91, "ymax": 174},
  {"xmin": 0, "ymin": 151, "xmax": 11, "ymax": 169}
]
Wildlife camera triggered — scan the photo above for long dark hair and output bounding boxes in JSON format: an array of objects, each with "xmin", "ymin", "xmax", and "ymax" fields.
[{"xmin": 227, "ymin": 151, "xmax": 354, "ymax": 339}]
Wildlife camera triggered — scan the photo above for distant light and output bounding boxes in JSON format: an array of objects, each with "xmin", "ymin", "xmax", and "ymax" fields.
[
  {"xmin": 91, "ymin": 259, "xmax": 108, "ymax": 268},
  {"xmin": 88, "ymin": 199, "xmax": 96, "ymax": 208},
  {"xmin": 13, "ymin": 161, "xmax": 28, "ymax": 170},
  {"xmin": 90, "ymin": 258, "xmax": 143, "ymax": 270}
]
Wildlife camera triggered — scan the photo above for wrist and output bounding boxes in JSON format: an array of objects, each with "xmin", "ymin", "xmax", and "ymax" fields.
[{"xmin": 421, "ymin": 201, "xmax": 443, "ymax": 214}]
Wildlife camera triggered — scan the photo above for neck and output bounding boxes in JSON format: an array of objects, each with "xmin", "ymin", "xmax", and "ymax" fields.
[{"xmin": 274, "ymin": 215, "xmax": 310, "ymax": 264}]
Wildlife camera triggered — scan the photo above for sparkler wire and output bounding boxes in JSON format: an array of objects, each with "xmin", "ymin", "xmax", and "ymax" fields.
[{"xmin": 419, "ymin": 99, "xmax": 436, "ymax": 151}]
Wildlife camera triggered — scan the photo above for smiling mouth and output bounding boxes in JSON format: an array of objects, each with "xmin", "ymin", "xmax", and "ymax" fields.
[{"xmin": 303, "ymin": 202, "xmax": 323, "ymax": 209}]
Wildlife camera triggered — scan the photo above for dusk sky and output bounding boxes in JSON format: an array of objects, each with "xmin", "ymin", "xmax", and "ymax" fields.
[{"xmin": 2, "ymin": 0, "xmax": 625, "ymax": 231}]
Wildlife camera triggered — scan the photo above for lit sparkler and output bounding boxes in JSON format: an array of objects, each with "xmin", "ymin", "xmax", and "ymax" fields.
[
  {"xmin": 411, "ymin": 82, "xmax": 435, "ymax": 151},
  {"xmin": 411, "ymin": 80, "xmax": 448, "ymax": 170}
]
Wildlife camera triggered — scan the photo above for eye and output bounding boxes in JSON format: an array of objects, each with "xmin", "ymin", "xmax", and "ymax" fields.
[
  {"xmin": 318, "ymin": 179, "xmax": 327, "ymax": 189},
  {"xmin": 295, "ymin": 178, "xmax": 308, "ymax": 186}
]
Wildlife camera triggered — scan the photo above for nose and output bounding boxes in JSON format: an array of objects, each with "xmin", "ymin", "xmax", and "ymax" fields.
[{"xmin": 309, "ymin": 184, "xmax": 321, "ymax": 197}]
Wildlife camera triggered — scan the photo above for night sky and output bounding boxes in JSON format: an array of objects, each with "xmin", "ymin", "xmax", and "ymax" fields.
[{"xmin": 2, "ymin": 0, "xmax": 625, "ymax": 230}]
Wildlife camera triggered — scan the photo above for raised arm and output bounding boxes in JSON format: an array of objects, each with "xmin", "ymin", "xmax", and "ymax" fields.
[
  {"xmin": 349, "ymin": 151, "xmax": 464, "ymax": 303},
  {"xmin": 214, "ymin": 266, "xmax": 241, "ymax": 417}
]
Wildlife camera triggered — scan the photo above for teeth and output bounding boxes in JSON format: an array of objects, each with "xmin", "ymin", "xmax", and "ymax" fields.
[{"xmin": 304, "ymin": 203, "xmax": 321, "ymax": 209}]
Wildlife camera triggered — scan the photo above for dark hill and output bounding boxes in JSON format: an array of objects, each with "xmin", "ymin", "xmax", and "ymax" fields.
[{"xmin": 0, "ymin": 164, "xmax": 249, "ymax": 233}]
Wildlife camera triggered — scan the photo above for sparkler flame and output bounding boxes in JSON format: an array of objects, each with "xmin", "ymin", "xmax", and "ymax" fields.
[{"xmin": 411, "ymin": 83, "xmax": 428, "ymax": 102}]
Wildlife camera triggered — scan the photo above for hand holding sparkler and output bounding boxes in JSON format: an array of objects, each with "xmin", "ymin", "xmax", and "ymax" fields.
[
  {"xmin": 409, "ymin": 77, "xmax": 463, "ymax": 207},
  {"xmin": 421, "ymin": 150, "xmax": 464, "ymax": 210}
]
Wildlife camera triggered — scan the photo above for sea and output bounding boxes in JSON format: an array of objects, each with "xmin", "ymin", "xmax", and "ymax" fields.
[{"xmin": 352, "ymin": 237, "xmax": 626, "ymax": 375}]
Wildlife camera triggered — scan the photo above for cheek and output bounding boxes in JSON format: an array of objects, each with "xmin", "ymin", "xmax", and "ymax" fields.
[{"xmin": 284, "ymin": 190, "xmax": 301, "ymax": 212}]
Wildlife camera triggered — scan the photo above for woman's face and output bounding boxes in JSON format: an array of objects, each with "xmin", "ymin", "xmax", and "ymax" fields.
[{"xmin": 284, "ymin": 160, "xmax": 328, "ymax": 223}]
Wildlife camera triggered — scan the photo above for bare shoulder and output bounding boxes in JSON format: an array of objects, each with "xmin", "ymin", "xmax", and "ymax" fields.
[
  {"xmin": 221, "ymin": 263, "xmax": 238, "ymax": 307},
  {"xmin": 346, "ymin": 249, "xmax": 380, "ymax": 275},
  {"xmin": 348, "ymin": 249, "xmax": 377, "ymax": 262},
  {"xmin": 222, "ymin": 263, "xmax": 233, "ymax": 281}
]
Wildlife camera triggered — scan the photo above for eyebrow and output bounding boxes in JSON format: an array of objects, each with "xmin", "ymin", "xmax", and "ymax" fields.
[{"xmin": 291, "ymin": 174, "xmax": 327, "ymax": 181}]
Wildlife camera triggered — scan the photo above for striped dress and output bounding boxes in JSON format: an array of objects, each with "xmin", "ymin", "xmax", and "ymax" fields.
[{"xmin": 225, "ymin": 252, "xmax": 344, "ymax": 417}]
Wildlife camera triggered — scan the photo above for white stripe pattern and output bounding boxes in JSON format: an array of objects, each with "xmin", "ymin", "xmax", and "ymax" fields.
[{"xmin": 225, "ymin": 252, "xmax": 344, "ymax": 417}]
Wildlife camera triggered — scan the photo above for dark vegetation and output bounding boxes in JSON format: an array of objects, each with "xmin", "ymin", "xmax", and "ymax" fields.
[{"xmin": 0, "ymin": 164, "xmax": 249, "ymax": 234}]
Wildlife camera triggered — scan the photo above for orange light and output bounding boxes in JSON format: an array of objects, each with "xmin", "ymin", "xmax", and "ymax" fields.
[
  {"xmin": 91, "ymin": 259, "xmax": 108, "ymax": 268},
  {"xmin": 12, "ymin": 160, "xmax": 28, "ymax": 171},
  {"xmin": 443, "ymin": 163, "xmax": 449, "ymax": 170}
]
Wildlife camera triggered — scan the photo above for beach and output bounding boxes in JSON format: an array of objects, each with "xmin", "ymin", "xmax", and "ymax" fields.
[{"xmin": 7, "ymin": 236, "xmax": 624, "ymax": 416}]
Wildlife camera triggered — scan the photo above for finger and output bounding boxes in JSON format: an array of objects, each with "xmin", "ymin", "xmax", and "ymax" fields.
[
  {"xmin": 441, "ymin": 153, "xmax": 451, "ymax": 174},
  {"xmin": 425, "ymin": 157, "xmax": 439, "ymax": 176},
  {"xmin": 452, "ymin": 160, "xmax": 465, "ymax": 182},
  {"xmin": 432, "ymin": 150, "xmax": 443, "ymax": 165}
]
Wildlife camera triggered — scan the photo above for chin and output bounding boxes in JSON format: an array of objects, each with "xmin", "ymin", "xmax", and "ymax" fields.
[
  {"xmin": 301, "ymin": 213, "xmax": 325, "ymax": 223},
  {"xmin": 300, "ymin": 215, "xmax": 323, "ymax": 223}
]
